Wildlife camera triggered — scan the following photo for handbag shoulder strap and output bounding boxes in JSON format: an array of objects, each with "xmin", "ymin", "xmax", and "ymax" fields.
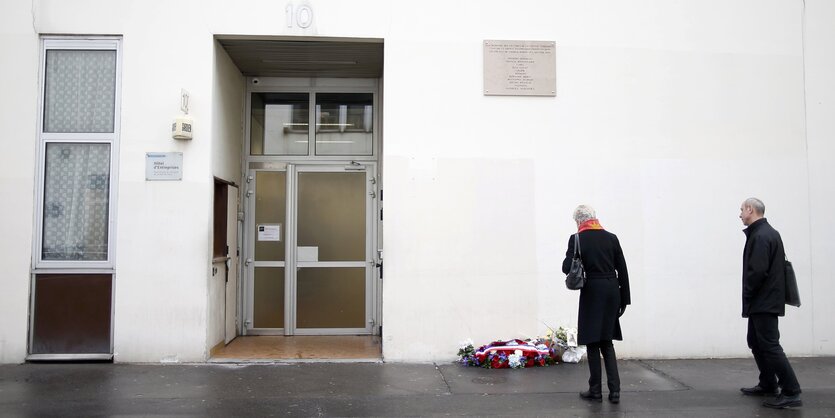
[{"xmin": 574, "ymin": 233, "xmax": 581, "ymax": 257}]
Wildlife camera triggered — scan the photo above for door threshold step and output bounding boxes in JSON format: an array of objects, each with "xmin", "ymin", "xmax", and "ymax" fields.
[{"xmin": 208, "ymin": 357, "xmax": 383, "ymax": 364}]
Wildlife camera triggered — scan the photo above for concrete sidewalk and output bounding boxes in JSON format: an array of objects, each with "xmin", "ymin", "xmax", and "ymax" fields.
[{"xmin": 1, "ymin": 357, "xmax": 833, "ymax": 417}]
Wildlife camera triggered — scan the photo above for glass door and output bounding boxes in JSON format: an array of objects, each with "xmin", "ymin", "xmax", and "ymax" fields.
[
  {"xmin": 292, "ymin": 165, "xmax": 374, "ymax": 334},
  {"xmin": 245, "ymin": 168, "xmax": 287, "ymax": 334},
  {"xmin": 244, "ymin": 164, "xmax": 376, "ymax": 335}
]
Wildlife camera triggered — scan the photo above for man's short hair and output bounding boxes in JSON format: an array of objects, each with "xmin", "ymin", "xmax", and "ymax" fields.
[
  {"xmin": 573, "ymin": 205, "xmax": 596, "ymax": 223},
  {"xmin": 745, "ymin": 198, "xmax": 766, "ymax": 215}
]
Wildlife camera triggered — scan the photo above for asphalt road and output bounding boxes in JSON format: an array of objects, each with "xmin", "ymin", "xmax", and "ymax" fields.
[{"xmin": 1, "ymin": 357, "xmax": 833, "ymax": 417}]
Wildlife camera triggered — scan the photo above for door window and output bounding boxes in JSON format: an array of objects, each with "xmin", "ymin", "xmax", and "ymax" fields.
[
  {"xmin": 297, "ymin": 171, "xmax": 366, "ymax": 261},
  {"xmin": 296, "ymin": 267, "xmax": 365, "ymax": 328},
  {"xmin": 248, "ymin": 91, "xmax": 374, "ymax": 157},
  {"xmin": 315, "ymin": 93, "xmax": 373, "ymax": 156},
  {"xmin": 253, "ymin": 267, "xmax": 285, "ymax": 328},
  {"xmin": 250, "ymin": 93, "xmax": 309, "ymax": 155},
  {"xmin": 254, "ymin": 171, "xmax": 286, "ymax": 261}
]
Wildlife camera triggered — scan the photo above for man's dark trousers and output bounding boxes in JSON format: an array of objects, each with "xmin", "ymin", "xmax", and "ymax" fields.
[{"xmin": 747, "ymin": 313, "xmax": 801, "ymax": 395}]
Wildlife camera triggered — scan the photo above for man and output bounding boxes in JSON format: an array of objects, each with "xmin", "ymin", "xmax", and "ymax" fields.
[{"xmin": 738, "ymin": 198, "xmax": 802, "ymax": 409}]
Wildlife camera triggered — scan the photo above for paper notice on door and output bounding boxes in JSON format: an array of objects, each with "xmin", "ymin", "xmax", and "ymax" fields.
[
  {"xmin": 297, "ymin": 246, "xmax": 319, "ymax": 262},
  {"xmin": 257, "ymin": 224, "xmax": 281, "ymax": 241}
]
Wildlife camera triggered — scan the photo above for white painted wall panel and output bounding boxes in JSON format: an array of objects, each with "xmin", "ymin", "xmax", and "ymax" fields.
[
  {"xmin": 804, "ymin": 0, "xmax": 835, "ymax": 355},
  {"xmin": 109, "ymin": 8, "xmax": 216, "ymax": 362},
  {"xmin": 380, "ymin": 0, "xmax": 816, "ymax": 361},
  {"xmin": 0, "ymin": 2, "xmax": 39, "ymax": 363},
  {"xmin": 206, "ymin": 43, "xmax": 244, "ymax": 354}
]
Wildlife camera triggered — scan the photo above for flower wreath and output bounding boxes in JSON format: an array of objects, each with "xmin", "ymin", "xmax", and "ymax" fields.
[
  {"xmin": 457, "ymin": 326, "xmax": 582, "ymax": 368},
  {"xmin": 458, "ymin": 338, "xmax": 560, "ymax": 369}
]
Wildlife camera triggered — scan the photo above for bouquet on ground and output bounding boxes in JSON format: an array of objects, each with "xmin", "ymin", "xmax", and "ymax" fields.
[
  {"xmin": 546, "ymin": 325, "xmax": 586, "ymax": 364},
  {"xmin": 457, "ymin": 338, "xmax": 557, "ymax": 369},
  {"xmin": 457, "ymin": 326, "xmax": 585, "ymax": 368}
]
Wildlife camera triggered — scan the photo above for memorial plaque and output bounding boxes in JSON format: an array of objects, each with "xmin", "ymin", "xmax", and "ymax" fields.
[{"xmin": 483, "ymin": 40, "xmax": 556, "ymax": 96}]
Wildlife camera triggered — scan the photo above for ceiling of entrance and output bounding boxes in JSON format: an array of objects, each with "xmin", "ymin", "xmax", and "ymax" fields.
[{"xmin": 217, "ymin": 38, "xmax": 383, "ymax": 78}]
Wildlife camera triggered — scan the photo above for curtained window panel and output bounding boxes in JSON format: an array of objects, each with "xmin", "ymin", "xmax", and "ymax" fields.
[
  {"xmin": 43, "ymin": 49, "xmax": 116, "ymax": 133},
  {"xmin": 42, "ymin": 143, "xmax": 111, "ymax": 261}
]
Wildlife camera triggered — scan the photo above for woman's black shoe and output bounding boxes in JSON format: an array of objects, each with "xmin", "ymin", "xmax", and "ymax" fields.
[
  {"xmin": 608, "ymin": 392, "xmax": 620, "ymax": 403},
  {"xmin": 579, "ymin": 390, "xmax": 602, "ymax": 402}
]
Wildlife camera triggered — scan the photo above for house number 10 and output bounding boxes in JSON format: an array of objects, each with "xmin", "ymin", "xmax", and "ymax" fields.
[{"xmin": 286, "ymin": 3, "xmax": 314, "ymax": 29}]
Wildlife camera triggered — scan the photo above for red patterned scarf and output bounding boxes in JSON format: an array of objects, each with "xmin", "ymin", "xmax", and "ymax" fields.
[{"xmin": 578, "ymin": 219, "xmax": 604, "ymax": 232}]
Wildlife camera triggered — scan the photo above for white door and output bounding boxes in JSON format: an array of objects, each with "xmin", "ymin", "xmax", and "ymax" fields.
[{"xmin": 225, "ymin": 184, "xmax": 239, "ymax": 344}]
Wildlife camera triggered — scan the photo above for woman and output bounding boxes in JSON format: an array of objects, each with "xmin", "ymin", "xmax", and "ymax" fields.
[{"xmin": 562, "ymin": 205, "xmax": 631, "ymax": 404}]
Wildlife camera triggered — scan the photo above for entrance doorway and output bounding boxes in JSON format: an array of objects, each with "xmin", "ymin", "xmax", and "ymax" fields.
[
  {"xmin": 236, "ymin": 76, "xmax": 382, "ymax": 340},
  {"xmin": 216, "ymin": 37, "xmax": 384, "ymax": 353},
  {"xmin": 244, "ymin": 163, "xmax": 379, "ymax": 336}
]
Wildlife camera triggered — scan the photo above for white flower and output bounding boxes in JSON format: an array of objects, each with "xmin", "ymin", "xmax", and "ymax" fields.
[
  {"xmin": 508, "ymin": 353, "xmax": 524, "ymax": 369},
  {"xmin": 459, "ymin": 338, "xmax": 474, "ymax": 350}
]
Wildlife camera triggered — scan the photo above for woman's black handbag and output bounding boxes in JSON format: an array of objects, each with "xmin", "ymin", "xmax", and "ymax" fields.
[
  {"xmin": 565, "ymin": 234, "xmax": 586, "ymax": 290},
  {"xmin": 785, "ymin": 256, "xmax": 801, "ymax": 307}
]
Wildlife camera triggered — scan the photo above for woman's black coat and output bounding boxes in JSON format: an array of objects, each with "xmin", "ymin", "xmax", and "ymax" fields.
[{"xmin": 562, "ymin": 229, "xmax": 631, "ymax": 345}]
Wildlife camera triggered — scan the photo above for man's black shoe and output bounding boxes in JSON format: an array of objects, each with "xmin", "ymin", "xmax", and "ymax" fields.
[
  {"xmin": 763, "ymin": 393, "xmax": 802, "ymax": 409},
  {"xmin": 740, "ymin": 385, "xmax": 779, "ymax": 396},
  {"xmin": 579, "ymin": 390, "xmax": 602, "ymax": 402}
]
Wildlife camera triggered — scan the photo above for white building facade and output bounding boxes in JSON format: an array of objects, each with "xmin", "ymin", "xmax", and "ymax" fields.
[{"xmin": 1, "ymin": 0, "xmax": 834, "ymax": 363}]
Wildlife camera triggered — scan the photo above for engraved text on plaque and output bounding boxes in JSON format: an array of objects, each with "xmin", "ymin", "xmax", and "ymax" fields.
[{"xmin": 483, "ymin": 40, "xmax": 556, "ymax": 97}]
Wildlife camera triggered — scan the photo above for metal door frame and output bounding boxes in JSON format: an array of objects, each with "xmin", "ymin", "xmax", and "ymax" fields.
[
  {"xmin": 290, "ymin": 163, "xmax": 377, "ymax": 335},
  {"xmin": 243, "ymin": 162, "xmax": 379, "ymax": 336},
  {"xmin": 243, "ymin": 164, "xmax": 288, "ymax": 335},
  {"xmin": 241, "ymin": 77, "xmax": 382, "ymax": 337}
]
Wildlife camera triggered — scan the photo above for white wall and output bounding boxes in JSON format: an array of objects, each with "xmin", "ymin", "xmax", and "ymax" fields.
[
  {"xmin": 0, "ymin": 0, "xmax": 831, "ymax": 363},
  {"xmin": 211, "ymin": 43, "xmax": 244, "ymax": 185},
  {"xmin": 804, "ymin": 0, "xmax": 835, "ymax": 355},
  {"xmin": 0, "ymin": 1, "xmax": 39, "ymax": 363},
  {"xmin": 25, "ymin": 0, "xmax": 221, "ymax": 362},
  {"xmin": 113, "ymin": 10, "xmax": 217, "ymax": 363},
  {"xmin": 380, "ymin": 0, "xmax": 819, "ymax": 361},
  {"xmin": 206, "ymin": 42, "xmax": 244, "ymax": 353}
]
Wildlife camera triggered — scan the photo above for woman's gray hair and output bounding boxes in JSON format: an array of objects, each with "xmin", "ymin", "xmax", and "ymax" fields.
[{"xmin": 573, "ymin": 205, "xmax": 597, "ymax": 223}]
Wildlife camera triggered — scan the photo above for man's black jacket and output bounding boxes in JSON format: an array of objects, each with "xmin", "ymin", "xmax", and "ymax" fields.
[{"xmin": 742, "ymin": 218, "xmax": 786, "ymax": 317}]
